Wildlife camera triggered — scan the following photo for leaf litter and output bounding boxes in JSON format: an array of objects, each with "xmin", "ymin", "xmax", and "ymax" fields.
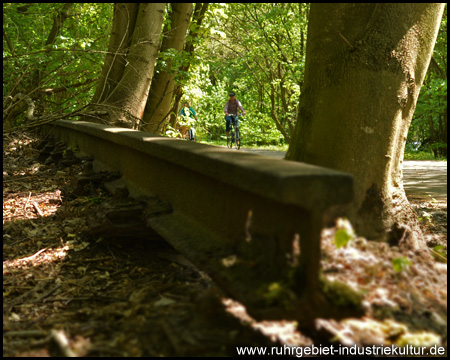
[{"xmin": 3, "ymin": 131, "xmax": 447, "ymax": 356}]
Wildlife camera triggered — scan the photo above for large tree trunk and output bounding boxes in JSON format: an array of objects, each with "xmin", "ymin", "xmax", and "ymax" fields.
[
  {"xmin": 88, "ymin": 3, "xmax": 165, "ymax": 128},
  {"xmin": 141, "ymin": 3, "xmax": 193, "ymax": 133},
  {"xmin": 91, "ymin": 3, "xmax": 139, "ymax": 104},
  {"xmin": 286, "ymin": 4, "xmax": 445, "ymax": 249}
]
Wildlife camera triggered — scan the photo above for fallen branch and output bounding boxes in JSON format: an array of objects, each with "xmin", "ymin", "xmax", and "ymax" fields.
[
  {"xmin": 24, "ymin": 191, "xmax": 32, "ymax": 211},
  {"xmin": 20, "ymin": 248, "xmax": 48, "ymax": 262},
  {"xmin": 427, "ymin": 247, "xmax": 447, "ymax": 263},
  {"xmin": 32, "ymin": 201, "xmax": 45, "ymax": 217},
  {"xmin": 34, "ymin": 284, "xmax": 62, "ymax": 303},
  {"xmin": 3, "ymin": 330, "xmax": 48, "ymax": 338},
  {"xmin": 51, "ymin": 329, "xmax": 76, "ymax": 357},
  {"xmin": 3, "ymin": 175, "xmax": 36, "ymax": 183}
]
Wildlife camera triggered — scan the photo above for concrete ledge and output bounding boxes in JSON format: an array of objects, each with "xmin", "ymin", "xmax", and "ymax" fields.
[
  {"xmin": 49, "ymin": 120, "xmax": 353, "ymax": 210},
  {"xmin": 45, "ymin": 120, "xmax": 356, "ymax": 323}
]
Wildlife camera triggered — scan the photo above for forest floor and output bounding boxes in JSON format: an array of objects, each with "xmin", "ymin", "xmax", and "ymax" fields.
[{"xmin": 3, "ymin": 131, "xmax": 447, "ymax": 357}]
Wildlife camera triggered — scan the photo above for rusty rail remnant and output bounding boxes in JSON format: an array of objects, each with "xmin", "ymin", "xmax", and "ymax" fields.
[{"xmin": 45, "ymin": 120, "xmax": 361, "ymax": 324}]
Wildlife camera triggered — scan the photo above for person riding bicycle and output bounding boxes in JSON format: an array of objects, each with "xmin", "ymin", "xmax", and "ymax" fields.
[
  {"xmin": 224, "ymin": 92, "xmax": 245, "ymax": 140},
  {"xmin": 179, "ymin": 101, "xmax": 197, "ymax": 140}
]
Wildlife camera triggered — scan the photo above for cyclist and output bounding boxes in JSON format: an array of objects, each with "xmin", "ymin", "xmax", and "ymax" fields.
[
  {"xmin": 179, "ymin": 101, "xmax": 197, "ymax": 140},
  {"xmin": 224, "ymin": 92, "xmax": 245, "ymax": 141}
]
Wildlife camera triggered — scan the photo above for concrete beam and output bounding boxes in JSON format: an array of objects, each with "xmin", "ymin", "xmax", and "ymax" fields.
[{"xmin": 46, "ymin": 120, "xmax": 358, "ymax": 323}]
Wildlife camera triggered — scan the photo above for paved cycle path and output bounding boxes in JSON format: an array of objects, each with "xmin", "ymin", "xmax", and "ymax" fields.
[
  {"xmin": 402, "ymin": 160, "xmax": 447, "ymax": 201},
  {"xmin": 240, "ymin": 148, "xmax": 447, "ymax": 201}
]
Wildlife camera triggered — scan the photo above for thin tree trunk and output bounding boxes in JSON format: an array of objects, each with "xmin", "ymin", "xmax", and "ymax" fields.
[
  {"xmin": 168, "ymin": 3, "xmax": 208, "ymax": 130},
  {"xmin": 286, "ymin": 3, "xmax": 445, "ymax": 249},
  {"xmin": 270, "ymin": 79, "xmax": 290, "ymax": 143},
  {"xmin": 31, "ymin": 3, "xmax": 74, "ymax": 115}
]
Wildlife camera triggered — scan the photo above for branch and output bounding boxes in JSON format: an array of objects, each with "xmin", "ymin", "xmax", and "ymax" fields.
[
  {"xmin": 3, "ymin": 48, "xmax": 127, "ymax": 61},
  {"xmin": 430, "ymin": 56, "xmax": 446, "ymax": 79},
  {"xmin": 45, "ymin": 3, "xmax": 74, "ymax": 46},
  {"xmin": 40, "ymin": 78, "xmax": 98, "ymax": 95},
  {"xmin": 3, "ymin": 105, "xmax": 90, "ymax": 134},
  {"xmin": 3, "ymin": 26, "xmax": 15, "ymax": 55}
]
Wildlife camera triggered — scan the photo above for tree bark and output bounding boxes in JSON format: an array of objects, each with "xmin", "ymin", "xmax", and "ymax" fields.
[
  {"xmin": 286, "ymin": 3, "xmax": 445, "ymax": 249},
  {"xmin": 91, "ymin": 3, "xmax": 139, "ymax": 104},
  {"xmin": 91, "ymin": 3, "xmax": 165, "ymax": 128},
  {"xmin": 141, "ymin": 3, "xmax": 193, "ymax": 133},
  {"xmin": 168, "ymin": 3, "xmax": 208, "ymax": 130}
]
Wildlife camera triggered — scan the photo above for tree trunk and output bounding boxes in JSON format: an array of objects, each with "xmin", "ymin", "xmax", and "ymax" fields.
[
  {"xmin": 90, "ymin": 3, "xmax": 165, "ymax": 128},
  {"xmin": 269, "ymin": 80, "xmax": 290, "ymax": 143},
  {"xmin": 167, "ymin": 3, "xmax": 208, "ymax": 130},
  {"xmin": 428, "ymin": 115, "xmax": 437, "ymax": 157},
  {"xmin": 91, "ymin": 3, "xmax": 139, "ymax": 104},
  {"xmin": 141, "ymin": 3, "xmax": 193, "ymax": 133},
  {"xmin": 286, "ymin": 4, "xmax": 445, "ymax": 249},
  {"xmin": 31, "ymin": 3, "xmax": 74, "ymax": 90}
]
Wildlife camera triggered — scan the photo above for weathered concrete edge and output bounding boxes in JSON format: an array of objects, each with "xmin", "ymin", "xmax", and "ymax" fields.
[{"xmin": 50, "ymin": 120, "xmax": 353, "ymax": 209}]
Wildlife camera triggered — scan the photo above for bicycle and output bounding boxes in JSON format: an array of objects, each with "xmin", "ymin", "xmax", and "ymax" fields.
[
  {"xmin": 187, "ymin": 127, "xmax": 196, "ymax": 141},
  {"xmin": 178, "ymin": 115, "xmax": 196, "ymax": 141},
  {"xmin": 227, "ymin": 114, "xmax": 241, "ymax": 150}
]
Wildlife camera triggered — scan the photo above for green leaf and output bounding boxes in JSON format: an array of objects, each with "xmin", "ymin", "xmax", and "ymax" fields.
[
  {"xmin": 334, "ymin": 228, "xmax": 354, "ymax": 248},
  {"xmin": 392, "ymin": 257, "xmax": 412, "ymax": 272}
]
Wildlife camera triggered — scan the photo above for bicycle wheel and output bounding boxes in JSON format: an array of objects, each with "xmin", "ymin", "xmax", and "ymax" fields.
[
  {"xmin": 227, "ymin": 130, "xmax": 233, "ymax": 148},
  {"xmin": 235, "ymin": 127, "xmax": 240, "ymax": 150}
]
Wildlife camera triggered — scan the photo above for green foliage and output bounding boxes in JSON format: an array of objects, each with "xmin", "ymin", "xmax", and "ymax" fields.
[
  {"xmin": 263, "ymin": 282, "xmax": 284, "ymax": 305},
  {"xmin": 333, "ymin": 218, "xmax": 356, "ymax": 248},
  {"xmin": 408, "ymin": 8, "xmax": 447, "ymax": 159},
  {"xmin": 404, "ymin": 150, "xmax": 446, "ymax": 161},
  {"xmin": 334, "ymin": 228, "xmax": 354, "ymax": 248},
  {"xmin": 165, "ymin": 124, "xmax": 183, "ymax": 139},
  {"xmin": 183, "ymin": 3, "xmax": 308, "ymax": 146},
  {"xmin": 431, "ymin": 245, "xmax": 447, "ymax": 262},
  {"xmin": 88, "ymin": 197, "xmax": 103, "ymax": 205},
  {"xmin": 391, "ymin": 257, "xmax": 412, "ymax": 273},
  {"xmin": 4, "ymin": 2, "xmax": 446, "ymax": 154},
  {"xmin": 319, "ymin": 277, "xmax": 363, "ymax": 308},
  {"xmin": 3, "ymin": 3, "xmax": 113, "ymax": 122}
]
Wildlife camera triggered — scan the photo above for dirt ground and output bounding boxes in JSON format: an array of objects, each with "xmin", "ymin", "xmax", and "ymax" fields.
[{"xmin": 3, "ymin": 132, "xmax": 447, "ymax": 356}]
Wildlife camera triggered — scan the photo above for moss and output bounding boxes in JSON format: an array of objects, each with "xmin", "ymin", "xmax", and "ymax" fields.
[
  {"xmin": 396, "ymin": 331, "xmax": 441, "ymax": 348},
  {"xmin": 319, "ymin": 276, "xmax": 363, "ymax": 308},
  {"xmin": 257, "ymin": 281, "xmax": 296, "ymax": 308}
]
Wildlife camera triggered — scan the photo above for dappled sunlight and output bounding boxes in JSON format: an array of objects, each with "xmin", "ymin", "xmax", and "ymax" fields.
[
  {"xmin": 222, "ymin": 298, "xmax": 313, "ymax": 346},
  {"xmin": 141, "ymin": 136, "xmax": 179, "ymax": 142},
  {"xmin": 316, "ymin": 317, "xmax": 442, "ymax": 349},
  {"xmin": 319, "ymin": 223, "xmax": 446, "ymax": 346},
  {"xmin": 3, "ymin": 190, "xmax": 63, "ymax": 220},
  {"xmin": 3, "ymin": 245, "xmax": 70, "ymax": 271},
  {"xmin": 403, "ymin": 161, "xmax": 447, "ymax": 200},
  {"xmin": 104, "ymin": 127, "xmax": 139, "ymax": 133},
  {"xmin": 3, "ymin": 137, "xmax": 43, "ymax": 175}
]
